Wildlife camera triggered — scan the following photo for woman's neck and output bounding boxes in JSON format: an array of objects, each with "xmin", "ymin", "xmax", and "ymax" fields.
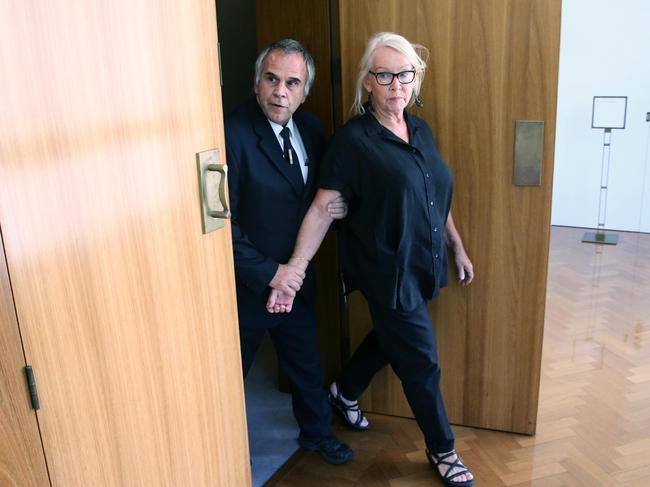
[
  {"xmin": 372, "ymin": 105, "xmax": 405, "ymax": 126},
  {"xmin": 371, "ymin": 105, "xmax": 409, "ymax": 142}
]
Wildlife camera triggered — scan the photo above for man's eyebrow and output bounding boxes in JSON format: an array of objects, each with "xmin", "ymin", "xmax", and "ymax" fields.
[{"xmin": 287, "ymin": 76, "xmax": 303, "ymax": 83}]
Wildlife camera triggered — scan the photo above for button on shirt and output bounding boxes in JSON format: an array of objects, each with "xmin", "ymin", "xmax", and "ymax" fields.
[
  {"xmin": 268, "ymin": 118, "xmax": 308, "ymax": 183},
  {"xmin": 318, "ymin": 110, "xmax": 453, "ymax": 311}
]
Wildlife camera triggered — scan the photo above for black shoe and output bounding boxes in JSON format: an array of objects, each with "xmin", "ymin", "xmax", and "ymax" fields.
[
  {"xmin": 298, "ymin": 434, "xmax": 354, "ymax": 465},
  {"xmin": 328, "ymin": 382, "xmax": 370, "ymax": 431}
]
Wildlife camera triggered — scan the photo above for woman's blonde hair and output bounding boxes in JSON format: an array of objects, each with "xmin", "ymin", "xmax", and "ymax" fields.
[{"xmin": 352, "ymin": 32, "xmax": 429, "ymax": 114}]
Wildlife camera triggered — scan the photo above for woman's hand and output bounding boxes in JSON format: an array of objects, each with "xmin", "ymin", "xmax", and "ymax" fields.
[
  {"xmin": 445, "ymin": 212, "xmax": 474, "ymax": 286},
  {"xmin": 269, "ymin": 263, "xmax": 305, "ymax": 297},
  {"xmin": 453, "ymin": 247, "xmax": 474, "ymax": 286}
]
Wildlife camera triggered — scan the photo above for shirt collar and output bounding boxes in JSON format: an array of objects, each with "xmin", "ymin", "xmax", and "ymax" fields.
[
  {"xmin": 267, "ymin": 117, "xmax": 296, "ymax": 139},
  {"xmin": 362, "ymin": 109, "xmax": 420, "ymax": 144}
]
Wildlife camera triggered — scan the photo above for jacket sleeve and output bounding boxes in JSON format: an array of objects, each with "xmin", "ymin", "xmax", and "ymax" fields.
[{"xmin": 226, "ymin": 132, "xmax": 278, "ymax": 295}]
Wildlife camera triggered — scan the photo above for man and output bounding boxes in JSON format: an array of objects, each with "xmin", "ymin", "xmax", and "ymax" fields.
[{"xmin": 225, "ymin": 39, "xmax": 352, "ymax": 465}]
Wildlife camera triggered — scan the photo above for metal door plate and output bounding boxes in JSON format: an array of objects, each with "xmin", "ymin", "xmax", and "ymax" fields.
[{"xmin": 513, "ymin": 120, "xmax": 544, "ymax": 186}]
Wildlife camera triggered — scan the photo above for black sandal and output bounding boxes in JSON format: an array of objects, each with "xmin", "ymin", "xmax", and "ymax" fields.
[
  {"xmin": 426, "ymin": 449, "xmax": 474, "ymax": 487},
  {"xmin": 328, "ymin": 383, "xmax": 369, "ymax": 431}
]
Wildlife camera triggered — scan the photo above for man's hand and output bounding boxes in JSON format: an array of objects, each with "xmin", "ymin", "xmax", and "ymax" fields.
[
  {"xmin": 327, "ymin": 195, "xmax": 348, "ymax": 220},
  {"xmin": 269, "ymin": 264, "xmax": 305, "ymax": 297},
  {"xmin": 266, "ymin": 288, "xmax": 296, "ymax": 313}
]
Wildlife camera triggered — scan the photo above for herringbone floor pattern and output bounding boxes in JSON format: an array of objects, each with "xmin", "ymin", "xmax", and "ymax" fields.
[{"xmin": 271, "ymin": 226, "xmax": 650, "ymax": 486}]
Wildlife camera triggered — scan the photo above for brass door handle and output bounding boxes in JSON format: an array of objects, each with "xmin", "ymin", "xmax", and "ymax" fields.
[
  {"xmin": 205, "ymin": 163, "xmax": 231, "ymax": 219},
  {"xmin": 197, "ymin": 149, "xmax": 230, "ymax": 233}
]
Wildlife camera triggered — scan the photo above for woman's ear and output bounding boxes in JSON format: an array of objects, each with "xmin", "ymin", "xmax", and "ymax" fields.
[{"xmin": 362, "ymin": 74, "xmax": 372, "ymax": 93}]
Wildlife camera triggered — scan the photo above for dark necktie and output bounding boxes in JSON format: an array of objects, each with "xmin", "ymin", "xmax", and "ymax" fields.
[{"xmin": 280, "ymin": 126, "xmax": 304, "ymax": 187}]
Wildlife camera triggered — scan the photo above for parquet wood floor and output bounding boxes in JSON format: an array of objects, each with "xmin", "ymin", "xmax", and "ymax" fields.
[{"xmin": 269, "ymin": 227, "xmax": 650, "ymax": 486}]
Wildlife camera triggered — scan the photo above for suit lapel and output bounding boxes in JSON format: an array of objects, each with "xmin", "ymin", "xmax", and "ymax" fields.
[{"xmin": 252, "ymin": 106, "xmax": 305, "ymax": 197}]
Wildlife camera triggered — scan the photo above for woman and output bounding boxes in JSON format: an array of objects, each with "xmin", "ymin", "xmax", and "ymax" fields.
[{"xmin": 268, "ymin": 32, "xmax": 474, "ymax": 486}]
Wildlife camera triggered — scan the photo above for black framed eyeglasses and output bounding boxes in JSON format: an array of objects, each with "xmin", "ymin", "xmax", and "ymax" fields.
[{"xmin": 368, "ymin": 70, "xmax": 416, "ymax": 85}]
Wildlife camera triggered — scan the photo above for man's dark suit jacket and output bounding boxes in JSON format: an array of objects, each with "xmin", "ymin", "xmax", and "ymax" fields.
[{"xmin": 225, "ymin": 97, "xmax": 325, "ymax": 326}]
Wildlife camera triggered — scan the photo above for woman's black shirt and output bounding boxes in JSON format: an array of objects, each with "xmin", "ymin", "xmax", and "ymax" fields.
[{"xmin": 319, "ymin": 109, "xmax": 453, "ymax": 311}]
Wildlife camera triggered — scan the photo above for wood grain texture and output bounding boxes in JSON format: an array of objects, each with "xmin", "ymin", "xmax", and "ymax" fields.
[
  {"xmin": 0, "ymin": 1, "xmax": 249, "ymax": 485},
  {"xmin": 256, "ymin": 0, "xmax": 342, "ymax": 384},
  {"xmin": 0, "ymin": 235, "xmax": 49, "ymax": 487},
  {"xmin": 338, "ymin": 0, "xmax": 561, "ymax": 434}
]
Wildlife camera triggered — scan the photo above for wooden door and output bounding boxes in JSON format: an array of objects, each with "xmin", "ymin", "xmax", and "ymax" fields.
[
  {"xmin": 0, "ymin": 1, "xmax": 249, "ymax": 485},
  {"xmin": 0, "ymin": 233, "xmax": 49, "ymax": 486},
  {"xmin": 254, "ymin": 0, "xmax": 560, "ymax": 435},
  {"xmin": 338, "ymin": 0, "xmax": 561, "ymax": 434}
]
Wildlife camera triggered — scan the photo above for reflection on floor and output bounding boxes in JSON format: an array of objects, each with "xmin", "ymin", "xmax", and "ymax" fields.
[{"xmin": 245, "ymin": 335, "xmax": 298, "ymax": 487}]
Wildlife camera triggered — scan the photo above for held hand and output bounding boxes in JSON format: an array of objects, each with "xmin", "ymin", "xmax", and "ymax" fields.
[
  {"xmin": 453, "ymin": 248, "xmax": 474, "ymax": 286},
  {"xmin": 327, "ymin": 195, "xmax": 348, "ymax": 220},
  {"xmin": 266, "ymin": 288, "xmax": 296, "ymax": 313},
  {"xmin": 269, "ymin": 264, "xmax": 305, "ymax": 297}
]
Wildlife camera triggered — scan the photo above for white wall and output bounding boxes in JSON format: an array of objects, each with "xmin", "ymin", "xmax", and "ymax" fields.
[{"xmin": 552, "ymin": 0, "xmax": 650, "ymax": 232}]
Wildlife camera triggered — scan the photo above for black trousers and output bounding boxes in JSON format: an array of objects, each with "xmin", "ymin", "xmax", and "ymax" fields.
[
  {"xmin": 337, "ymin": 298, "xmax": 455, "ymax": 453},
  {"xmin": 239, "ymin": 298, "xmax": 332, "ymax": 441}
]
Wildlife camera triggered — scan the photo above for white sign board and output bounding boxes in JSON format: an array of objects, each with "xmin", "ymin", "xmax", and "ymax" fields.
[{"xmin": 591, "ymin": 96, "xmax": 627, "ymax": 129}]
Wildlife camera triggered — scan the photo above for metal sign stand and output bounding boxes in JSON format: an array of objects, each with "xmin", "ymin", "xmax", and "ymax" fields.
[{"xmin": 582, "ymin": 96, "xmax": 627, "ymax": 245}]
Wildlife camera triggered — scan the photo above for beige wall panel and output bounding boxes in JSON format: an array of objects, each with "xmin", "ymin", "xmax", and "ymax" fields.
[
  {"xmin": 339, "ymin": 0, "xmax": 561, "ymax": 434},
  {"xmin": 0, "ymin": 1, "xmax": 249, "ymax": 485}
]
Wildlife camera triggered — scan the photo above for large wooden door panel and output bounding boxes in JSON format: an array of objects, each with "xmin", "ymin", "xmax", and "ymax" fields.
[
  {"xmin": 253, "ymin": 0, "xmax": 559, "ymax": 435},
  {"xmin": 339, "ymin": 0, "xmax": 561, "ymax": 434},
  {"xmin": 0, "ymin": 1, "xmax": 249, "ymax": 485}
]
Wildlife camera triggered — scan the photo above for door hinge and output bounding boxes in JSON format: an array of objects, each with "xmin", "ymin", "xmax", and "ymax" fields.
[
  {"xmin": 217, "ymin": 41, "xmax": 223, "ymax": 87},
  {"xmin": 24, "ymin": 365, "xmax": 40, "ymax": 410}
]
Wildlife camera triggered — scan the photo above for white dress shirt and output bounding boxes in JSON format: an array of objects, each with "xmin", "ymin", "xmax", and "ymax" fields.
[{"xmin": 268, "ymin": 117, "xmax": 308, "ymax": 183}]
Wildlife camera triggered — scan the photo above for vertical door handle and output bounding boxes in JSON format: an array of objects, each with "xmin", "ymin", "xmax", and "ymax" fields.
[
  {"xmin": 205, "ymin": 163, "xmax": 231, "ymax": 219},
  {"xmin": 197, "ymin": 149, "xmax": 230, "ymax": 233}
]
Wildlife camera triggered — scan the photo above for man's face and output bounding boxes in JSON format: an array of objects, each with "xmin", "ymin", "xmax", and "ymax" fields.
[{"xmin": 255, "ymin": 50, "xmax": 308, "ymax": 126}]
